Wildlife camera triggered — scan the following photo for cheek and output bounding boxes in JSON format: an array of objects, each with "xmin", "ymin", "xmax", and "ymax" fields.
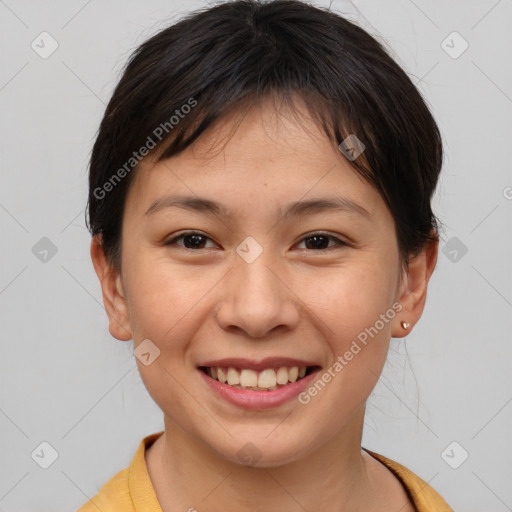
[
  {"xmin": 124, "ymin": 260, "xmax": 205, "ymax": 426},
  {"xmin": 296, "ymin": 260, "xmax": 399, "ymax": 421},
  {"xmin": 305, "ymin": 258, "xmax": 398, "ymax": 340},
  {"xmin": 302, "ymin": 258, "xmax": 398, "ymax": 397},
  {"xmin": 124, "ymin": 253, "xmax": 209, "ymax": 340},
  {"xmin": 122, "ymin": 256, "xmax": 226, "ymax": 400}
]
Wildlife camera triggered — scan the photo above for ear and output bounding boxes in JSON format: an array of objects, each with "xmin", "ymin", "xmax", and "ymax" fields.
[
  {"xmin": 391, "ymin": 235, "xmax": 439, "ymax": 338},
  {"xmin": 90, "ymin": 235, "xmax": 132, "ymax": 341}
]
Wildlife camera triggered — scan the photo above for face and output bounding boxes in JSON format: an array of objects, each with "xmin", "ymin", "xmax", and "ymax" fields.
[{"xmin": 93, "ymin": 96, "xmax": 430, "ymax": 467}]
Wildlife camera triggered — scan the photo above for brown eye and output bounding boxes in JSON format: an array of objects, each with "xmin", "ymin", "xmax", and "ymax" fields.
[
  {"xmin": 164, "ymin": 231, "xmax": 349, "ymax": 251},
  {"xmin": 296, "ymin": 232, "xmax": 347, "ymax": 251},
  {"xmin": 165, "ymin": 232, "xmax": 216, "ymax": 250}
]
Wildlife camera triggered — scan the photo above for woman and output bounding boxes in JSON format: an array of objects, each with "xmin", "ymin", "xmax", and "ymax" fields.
[{"xmin": 80, "ymin": 0, "xmax": 452, "ymax": 509}]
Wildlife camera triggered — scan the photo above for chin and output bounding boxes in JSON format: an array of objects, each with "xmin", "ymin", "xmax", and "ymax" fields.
[{"xmin": 207, "ymin": 427, "xmax": 315, "ymax": 468}]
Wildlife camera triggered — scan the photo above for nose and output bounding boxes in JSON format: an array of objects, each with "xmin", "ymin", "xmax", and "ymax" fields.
[{"xmin": 215, "ymin": 252, "xmax": 301, "ymax": 339}]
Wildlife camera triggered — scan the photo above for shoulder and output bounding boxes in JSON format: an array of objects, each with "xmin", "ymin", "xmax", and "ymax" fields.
[
  {"xmin": 76, "ymin": 467, "xmax": 132, "ymax": 512},
  {"xmin": 364, "ymin": 449, "xmax": 453, "ymax": 512},
  {"xmin": 76, "ymin": 431, "xmax": 164, "ymax": 512}
]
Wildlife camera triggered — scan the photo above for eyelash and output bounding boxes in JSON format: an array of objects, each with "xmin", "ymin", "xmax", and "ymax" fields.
[{"xmin": 164, "ymin": 231, "xmax": 350, "ymax": 251}]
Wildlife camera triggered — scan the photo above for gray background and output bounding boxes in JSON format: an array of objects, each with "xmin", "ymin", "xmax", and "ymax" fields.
[{"xmin": 1, "ymin": 0, "xmax": 511, "ymax": 510}]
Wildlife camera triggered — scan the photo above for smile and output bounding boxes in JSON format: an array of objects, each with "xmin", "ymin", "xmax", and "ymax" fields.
[
  {"xmin": 199, "ymin": 365, "xmax": 316, "ymax": 391},
  {"xmin": 197, "ymin": 357, "xmax": 322, "ymax": 409}
]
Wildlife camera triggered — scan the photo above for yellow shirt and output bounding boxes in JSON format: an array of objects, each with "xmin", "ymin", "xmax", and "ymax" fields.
[{"xmin": 77, "ymin": 431, "xmax": 452, "ymax": 511}]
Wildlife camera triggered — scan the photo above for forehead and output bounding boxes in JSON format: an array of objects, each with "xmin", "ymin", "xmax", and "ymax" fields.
[{"xmin": 125, "ymin": 97, "xmax": 384, "ymax": 221}]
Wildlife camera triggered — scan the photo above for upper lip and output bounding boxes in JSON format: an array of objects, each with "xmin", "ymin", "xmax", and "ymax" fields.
[{"xmin": 198, "ymin": 357, "xmax": 320, "ymax": 371}]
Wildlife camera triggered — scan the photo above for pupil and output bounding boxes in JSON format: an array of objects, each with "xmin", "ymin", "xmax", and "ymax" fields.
[
  {"xmin": 305, "ymin": 235, "xmax": 328, "ymax": 250},
  {"xmin": 184, "ymin": 234, "xmax": 205, "ymax": 249}
]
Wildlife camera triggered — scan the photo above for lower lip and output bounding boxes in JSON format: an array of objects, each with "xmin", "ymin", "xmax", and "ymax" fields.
[{"xmin": 198, "ymin": 368, "xmax": 320, "ymax": 410}]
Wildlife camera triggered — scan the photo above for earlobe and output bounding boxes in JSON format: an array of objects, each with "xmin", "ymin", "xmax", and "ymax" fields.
[
  {"xmin": 392, "ymin": 237, "xmax": 439, "ymax": 338},
  {"xmin": 90, "ymin": 235, "xmax": 132, "ymax": 341}
]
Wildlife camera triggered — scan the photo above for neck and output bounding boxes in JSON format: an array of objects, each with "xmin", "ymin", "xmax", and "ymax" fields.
[{"xmin": 146, "ymin": 405, "xmax": 385, "ymax": 511}]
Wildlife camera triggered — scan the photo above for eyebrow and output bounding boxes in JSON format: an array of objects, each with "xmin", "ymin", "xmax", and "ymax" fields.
[{"xmin": 144, "ymin": 194, "xmax": 371, "ymax": 220}]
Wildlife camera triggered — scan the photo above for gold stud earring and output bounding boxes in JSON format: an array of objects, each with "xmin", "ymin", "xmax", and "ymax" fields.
[{"xmin": 401, "ymin": 321, "xmax": 410, "ymax": 330}]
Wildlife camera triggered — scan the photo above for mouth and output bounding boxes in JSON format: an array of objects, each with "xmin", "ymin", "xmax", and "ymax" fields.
[
  {"xmin": 198, "ymin": 364, "xmax": 320, "ymax": 391},
  {"xmin": 197, "ymin": 358, "xmax": 322, "ymax": 409}
]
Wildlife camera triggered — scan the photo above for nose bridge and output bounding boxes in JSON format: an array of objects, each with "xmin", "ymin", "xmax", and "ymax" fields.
[
  {"xmin": 238, "ymin": 250, "xmax": 279, "ymax": 306},
  {"xmin": 216, "ymin": 240, "xmax": 300, "ymax": 337}
]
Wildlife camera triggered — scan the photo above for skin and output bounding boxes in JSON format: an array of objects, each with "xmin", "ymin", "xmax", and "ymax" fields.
[{"xmin": 91, "ymin": 95, "xmax": 438, "ymax": 511}]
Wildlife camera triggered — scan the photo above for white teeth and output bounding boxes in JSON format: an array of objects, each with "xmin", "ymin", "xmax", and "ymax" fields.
[
  {"xmin": 227, "ymin": 367, "xmax": 240, "ymax": 385},
  {"xmin": 240, "ymin": 369, "xmax": 258, "ymax": 387},
  {"xmin": 276, "ymin": 367, "xmax": 289, "ymax": 385},
  {"xmin": 217, "ymin": 367, "xmax": 227, "ymax": 383},
  {"xmin": 207, "ymin": 365, "xmax": 310, "ymax": 389},
  {"xmin": 258, "ymin": 369, "xmax": 277, "ymax": 388},
  {"xmin": 288, "ymin": 366, "xmax": 299, "ymax": 383}
]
